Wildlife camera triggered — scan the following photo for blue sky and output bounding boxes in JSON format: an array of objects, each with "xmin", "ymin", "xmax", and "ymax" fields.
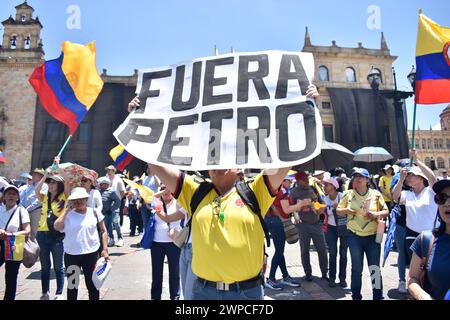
[{"xmin": 1, "ymin": 0, "xmax": 449, "ymax": 130}]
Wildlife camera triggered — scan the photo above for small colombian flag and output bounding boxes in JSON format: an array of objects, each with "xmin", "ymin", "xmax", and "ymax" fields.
[
  {"xmin": 109, "ymin": 145, "xmax": 134, "ymax": 172},
  {"xmin": 415, "ymin": 13, "xmax": 450, "ymax": 104},
  {"xmin": 0, "ymin": 151, "xmax": 5, "ymax": 163},
  {"xmin": 4, "ymin": 234, "xmax": 25, "ymax": 261}
]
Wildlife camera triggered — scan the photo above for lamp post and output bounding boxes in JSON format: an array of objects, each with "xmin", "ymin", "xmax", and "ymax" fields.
[{"xmin": 407, "ymin": 65, "xmax": 417, "ymax": 166}]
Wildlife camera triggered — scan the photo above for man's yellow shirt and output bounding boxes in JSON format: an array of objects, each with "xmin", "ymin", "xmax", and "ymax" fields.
[{"xmin": 175, "ymin": 172, "xmax": 277, "ymax": 284}]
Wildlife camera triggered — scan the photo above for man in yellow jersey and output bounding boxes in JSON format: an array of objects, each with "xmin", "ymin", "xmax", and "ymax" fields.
[{"xmin": 128, "ymin": 86, "xmax": 319, "ymax": 300}]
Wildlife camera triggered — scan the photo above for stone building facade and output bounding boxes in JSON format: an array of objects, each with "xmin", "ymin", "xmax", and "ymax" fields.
[
  {"xmin": 303, "ymin": 27, "xmax": 398, "ymax": 143},
  {"xmin": 0, "ymin": 2, "xmax": 411, "ymax": 178},
  {"xmin": 0, "ymin": 1, "xmax": 44, "ymax": 178},
  {"xmin": 408, "ymin": 105, "xmax": 450, "ymax": 174}
]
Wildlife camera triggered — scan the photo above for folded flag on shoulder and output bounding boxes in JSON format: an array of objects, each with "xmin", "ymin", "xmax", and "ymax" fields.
[
  {"xmin": 109, "ymin": 145, "xmax": 134, "ymax": 171},
  {"xmin": 29, "ymin": 41, "xmax": 104, "ymax": 134},
  {"xmin": 415, "ymin": 13, "xmax": 450, "ymax": 104}
]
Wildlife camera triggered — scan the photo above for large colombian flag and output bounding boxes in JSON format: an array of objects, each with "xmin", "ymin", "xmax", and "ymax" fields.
[
  {"xmin": 415, "ymin": 13, "xmax": 450, "ymax": 104},
  {"xmin": 29, "ymin": 42, "xmax": 104, "ymax": 134},
  {"xmin": 109, "ymin": 144, "xmax": 134, "ymax": 171}
]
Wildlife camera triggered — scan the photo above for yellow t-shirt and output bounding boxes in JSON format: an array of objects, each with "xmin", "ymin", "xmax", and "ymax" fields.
[
  {"xmin": 175, "ymin": 172, "xmax": 277, "ymax": 283},
  {"xmin": 38, "ymin": 193, "xmax": 68, "ymax": 232},
  {"xmin": 378, "ymin": 175, "xmax": 393, "ymax": 202},
  {"xmin": 338, "ymin": 188, "xmax": 387, "ymax": 237}
]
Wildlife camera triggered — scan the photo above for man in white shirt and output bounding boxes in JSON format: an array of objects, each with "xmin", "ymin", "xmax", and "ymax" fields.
[
  {"xmin": 18, "ymin": 169, "xmax": 48, "ymax": 240},
  {"xmin": 104, "ymin": 165, "xmax": 125, "ymax": 247}
]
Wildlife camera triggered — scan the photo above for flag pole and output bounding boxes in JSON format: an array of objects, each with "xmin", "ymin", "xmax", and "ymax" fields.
[
  {"xmin": 52, "ymin": 135, "xmax": 73, "ymax": 170},
  {"xmin": 410, "ymin": 103, "xmax": 417, "ymax": 166}
]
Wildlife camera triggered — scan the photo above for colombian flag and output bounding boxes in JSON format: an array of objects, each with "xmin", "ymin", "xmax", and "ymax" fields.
[
  {"xmin": 109, "ymin": 145, "xmax": 134, "ymax": 171},
  {"xmin": 4, "ymin": 234, "xmax": 25, "ymax": 261},
  {"xmin": 415, "ymin": 13, "xmax": 450, "ymax": 104},
  {"xmin": 0, "ymin": 151, "xmax": 5, "ymax": 163},
  {"xmin": 29, "ymin": 42, "xmax": 104, "ymax": 134},
  {"xmin": 123, "ymin": 178, "xmax": 154, "ymax": 204}
]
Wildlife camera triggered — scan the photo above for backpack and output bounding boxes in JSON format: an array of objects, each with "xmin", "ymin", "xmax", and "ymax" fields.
[
  {"xmin": 187, "ymin": 180, "xmax": 271, "ymax": 247},
  {"xmin": 418, "ymin": 230, "xmax": 435, "ymax": 293}
]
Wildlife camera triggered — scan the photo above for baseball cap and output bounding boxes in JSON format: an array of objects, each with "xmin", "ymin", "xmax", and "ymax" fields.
[
  {"xmin": 33, "ymin": 168, "xmax": 45, "ymax": 176},
  {"xmin": 295, "ymin": 171, "xmax": 308, "ymax": 181},
  {"xmin": 98, "ymin": 177, "xmax": 111, "ymax": 185},
  {"xmin": 323, "ymin": 178, "xmax": 339, "ymax": 190},
  {"xmin": 352, "ymin": 168, "xmax": 370, "ymax": 179},
  {"xmin": 3, "ymin": 184, "xmax": 20, "ymax": 195},
  {"xmin": 46, "ymin": 175, "xmax": 65, "ymax": 183},
  {"xmin": 407, "ymin": 166, "xmax": 428, "ymax": 181},
  {"xmin": 105, "ymin": 165, "xmax": 116, "ymax": 172},
  {"xmin": 433, "ymin": 179, "xmax": 450, "ymax": 194},
  {"xmin": 313, "ymin": 170, "xmax": 325, "ymax": 177}
]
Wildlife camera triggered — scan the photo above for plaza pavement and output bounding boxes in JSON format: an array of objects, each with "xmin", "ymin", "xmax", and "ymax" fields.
[{"xmin": 1, "ymin": 217, "xmax": 411, "ymax": 300}]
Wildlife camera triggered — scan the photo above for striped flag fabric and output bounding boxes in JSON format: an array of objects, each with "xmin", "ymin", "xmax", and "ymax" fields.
[
  {"xmin": 0, "ymin": 151, "xmax": 5, "ymax": 163},
  {"xmin": 29, "ymin": 41, "xmax": 104, "ymax": 134},
  {"xmin": 4, "ymin": 234, "xmax": 25, "ymax": 261},
  {"xmin": 109, "ymin": 144, "xmax": 134, "ymax": 171},
  {"xmin": 415, "ymin": 13, "xmax": 450, "ymax": 104}
]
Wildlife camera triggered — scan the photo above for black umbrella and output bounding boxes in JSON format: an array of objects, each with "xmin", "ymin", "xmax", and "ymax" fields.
[{"xmin": 293, "ymin": 140, "xmax": 354, "ymax": 172}]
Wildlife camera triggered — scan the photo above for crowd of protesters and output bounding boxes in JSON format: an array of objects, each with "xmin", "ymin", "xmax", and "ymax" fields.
[{"xmin": 0, "ymin": 89, "xmax": 449, "ymax": 301}]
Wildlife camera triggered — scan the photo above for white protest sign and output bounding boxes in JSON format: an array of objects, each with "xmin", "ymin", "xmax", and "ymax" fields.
[{"xmin": 114, "ymin": 50, "xmax": 322, "ymax": 170}]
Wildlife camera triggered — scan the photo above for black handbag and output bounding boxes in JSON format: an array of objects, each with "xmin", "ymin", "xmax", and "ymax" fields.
[{"xmin": 46, "ymin": 196, "xmax": 65, "ymax": 241}]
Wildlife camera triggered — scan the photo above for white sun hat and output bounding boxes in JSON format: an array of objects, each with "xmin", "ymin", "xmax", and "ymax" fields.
[{"xmin": 67, "ymin": 187, "xmax": 90, "ymax": 201}]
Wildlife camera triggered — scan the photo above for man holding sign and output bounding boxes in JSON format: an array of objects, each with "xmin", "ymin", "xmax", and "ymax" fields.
[{"xmin": 122, "ymin": 51, "xmax": 320, "ymax": 300}]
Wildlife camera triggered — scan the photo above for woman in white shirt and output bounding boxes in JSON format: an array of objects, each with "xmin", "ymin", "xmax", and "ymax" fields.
[
  {"xmin": 54, "ymin": 187, "xmax": 109, "ymax": 300},
  {"xmin": 81, "ymin": 174, "xmax": 103, "ymax": 212},
  {"xmin": 151, "ymin": 184, "xmax": 183, "ymax": 300},
  {"xmin": 0, "ymin": 185, "xmax": 30, "ymax": 300},
  {"xmin": 392, "ymin": 150, "xmax": 437, "ymax": 263},
  {"xmin": 321, "ymin": 178, "xmax": 348, "ymax": 288}
]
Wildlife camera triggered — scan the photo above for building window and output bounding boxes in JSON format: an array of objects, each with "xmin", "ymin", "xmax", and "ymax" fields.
[
  {"xmin": 10, "ymin": 35, "xmax": 17, "ymax": 49},
  {"xmin": 24, "ymin": 36, "xmax": 31, "ymax": 49},
  {"xmin": 323, "ymin": 125, "xmax": 334, "ymax": 142},
  {"xmin": 345, "ymin": 67, "xmax": 357, "ymax": 83},
  {"xmin": 439, "ymin": 139, "xmax": 443, "ymax": 149},
  {"xmin": 427, "ymin": 139, "xmax": 432, "ymax": 149},
  {"xmin": 447, "ymin": 139, "xmax": 450, "ymax": 149},
  {"xmin": 434, "ymin": 139, "xmax": 439, "ymax": 149},
  {"xmin": 322, "ymin": 102, "xmax": 331, "ymax": 109},
  {"xmin": 318, "ymin": 66, "xmax": 329, "ymax": 81},
  {"xmin": 425, "ymin": 157, "xmax": 431, "ymax": 167},
  {"xmin": 422, "ymin": 139, "xmax": 426, "ymax": 149},
  {"xmin": 21, "ymin": 14, "xmax": 27, "ymax": 22},
  {"xmin": 45, "ymin": 121, "xmax": 61, "ymax": 142},
  {"xmin": 374, "ymin": 68, "xmax": 383, "ymax": 83},
  {"xmin": 76, "ymin": 122, "xmax": 89, "ymax": 142},
  {"xmin": 437, "ymin": 157, "xmax": 445, "ymax": 169}
]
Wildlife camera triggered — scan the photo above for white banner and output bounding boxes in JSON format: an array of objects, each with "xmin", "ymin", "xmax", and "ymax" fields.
[{"xmin": 114, "ymin": 50, "xmax": 322, "ymax": 170}]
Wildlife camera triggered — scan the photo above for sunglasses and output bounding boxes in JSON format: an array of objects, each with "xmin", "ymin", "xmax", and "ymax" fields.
[
  {"xmin": 434, "ymin": 193, "xmax": 450, "ymax": 205},
  {"xmin": 212, "ymin": 196, "xmax": 225, "ymax": 222}
]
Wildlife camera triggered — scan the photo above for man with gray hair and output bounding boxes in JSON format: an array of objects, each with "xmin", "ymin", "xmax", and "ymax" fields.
[
  {"xmin": 98, "ymin": 177, "xmax": 122, "ymax": 247},
  {"xmin": 19, "ymin": 168, "xmax": 48, "ymax": 240}
]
